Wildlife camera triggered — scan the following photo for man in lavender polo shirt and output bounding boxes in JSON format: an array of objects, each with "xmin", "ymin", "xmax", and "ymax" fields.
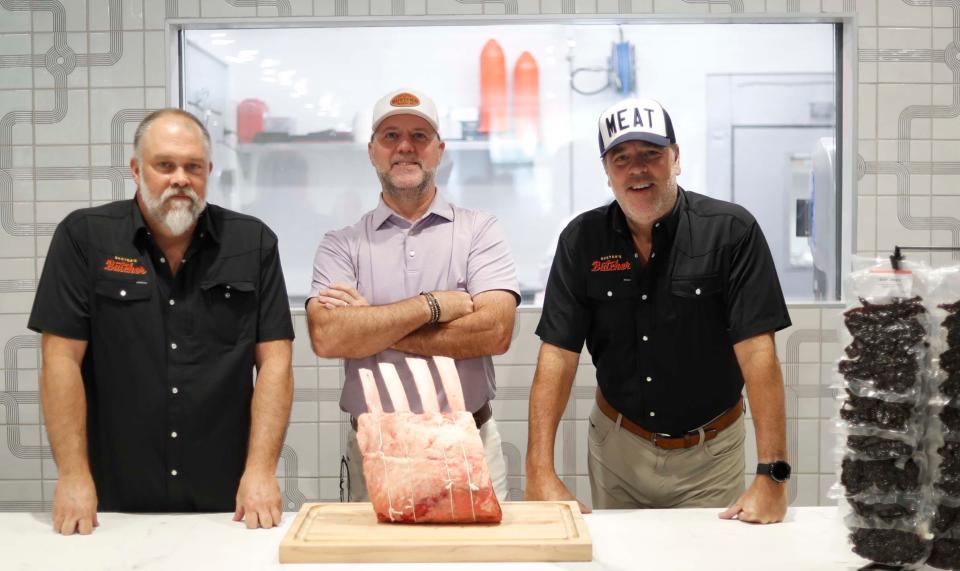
[{"xmin": 306, "ymin": 88, "xmax": 520, "ymax": 501}]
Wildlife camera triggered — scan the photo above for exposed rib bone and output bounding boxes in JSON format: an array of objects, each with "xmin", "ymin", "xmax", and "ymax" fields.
[
  {"xmin": 378, "ymin": 362, "xmax": 410, "ymax": 413},
  {"xmin": 434, "ymin": 356, "xmax": 466, "ymax": 412},
  {"xmin": 407, "ymin": 357, "xmax": 441, "ymax": 413},
  {"xmin": 359, "ymin": 368, "xmax": 383, "ymax": 415}
]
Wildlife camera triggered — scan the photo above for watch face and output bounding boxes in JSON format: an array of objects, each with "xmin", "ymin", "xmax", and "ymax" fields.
[{"xmin": 770, "ymin": 461, "xmax": 791, "ymax": 481}]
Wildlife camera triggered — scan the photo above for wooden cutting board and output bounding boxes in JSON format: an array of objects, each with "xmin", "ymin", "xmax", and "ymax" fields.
[{"xmin": 279, "ymin": 501, "xmax": 592, "ymax": 563}]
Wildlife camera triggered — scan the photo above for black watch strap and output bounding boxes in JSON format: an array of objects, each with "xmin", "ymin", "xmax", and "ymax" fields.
[{"xmin": 757, "ymin": 460, "xmax": 791, "ymax": 483}]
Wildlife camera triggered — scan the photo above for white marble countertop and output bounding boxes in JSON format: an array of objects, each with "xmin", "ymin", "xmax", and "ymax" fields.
[{"xmin": 4, "ymin": 506, "xmax": 874, "ymax": 570}]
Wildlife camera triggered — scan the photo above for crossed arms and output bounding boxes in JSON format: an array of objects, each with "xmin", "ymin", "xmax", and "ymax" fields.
[{"xmin": 306, "ymin": 284, "xmax": 517, "ymax": 360}]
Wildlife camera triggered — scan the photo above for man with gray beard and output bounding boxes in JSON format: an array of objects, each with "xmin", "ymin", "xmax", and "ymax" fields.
[
  {"xmin": 306, "ymin": 89, "xmax": 520, "ymax": 501},
  {"xmin": 29, "ymin": 109, "xmax": 295, "ymax": 534}
]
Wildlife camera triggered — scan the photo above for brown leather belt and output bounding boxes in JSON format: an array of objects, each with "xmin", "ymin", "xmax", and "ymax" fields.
[
  {"xmin": 350, "ymin": 401, "xmax": 493, "ymax": 431},
  {"xmin": 596, "ymin": 389, "xmax": 744, "ymax": 450}
]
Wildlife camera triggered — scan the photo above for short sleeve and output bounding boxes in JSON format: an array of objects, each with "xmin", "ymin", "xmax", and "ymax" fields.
[
  {"xmin": 535, "ymin": 224, "xmax": 590, "ymax": 353},
  {"xmin": 28, "ymin": 218, "xmax": 91, "ymax": 340},
  {"xmin": 725, "ymin": 221, "xmax": 792, "ymax": 343},
  {"xmin": 466, "ymin": 214, "xmax": 520, "ymax": 302},
  {"xmin": 307, "ymin": 229, "xmax": 357, "ymax": 303},
  {"xmin": 256, "ymin": 226, "xmax": 295, "ymax": 342}
]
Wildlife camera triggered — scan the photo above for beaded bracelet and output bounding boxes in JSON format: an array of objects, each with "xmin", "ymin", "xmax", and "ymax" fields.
[{"xmin": 421, "ymin": 291, "xmax": 441, "ymax": 324}]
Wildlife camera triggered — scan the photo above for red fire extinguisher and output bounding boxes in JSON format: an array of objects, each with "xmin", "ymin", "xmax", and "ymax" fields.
[
  {"xmin": 237, "ymin": 98, "xmax": 268, "ymax": 144},
  {"xmin": 513, "ymin": 51, "xmax": 540, "ymax": 144},
  {"xmin": 479, "ymin": 39, "xmax": 508, "ymax": 134}
]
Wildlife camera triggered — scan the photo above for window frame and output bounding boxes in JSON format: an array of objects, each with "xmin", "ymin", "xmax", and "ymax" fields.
[{"xmin": 165, "ymin": 14, "xmax": 856, "ymax": 311}]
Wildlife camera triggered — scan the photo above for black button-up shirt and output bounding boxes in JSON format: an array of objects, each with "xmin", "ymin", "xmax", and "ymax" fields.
[
  {"xmin": 536, "ymin": 188, "xmax": 791, "ymax": 436},
  {"xmin": 28, "ymin": 199, "xmax": 294, "ymax": 512}
]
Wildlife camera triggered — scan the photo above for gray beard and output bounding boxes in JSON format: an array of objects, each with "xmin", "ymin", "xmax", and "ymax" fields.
[
  {"xmin": 139, "ymin": 181, "xmax": 205, "ymax": 237},
  {"xmin": 378, "ymin": 168, "xmax": 436, "ymax": 203}
]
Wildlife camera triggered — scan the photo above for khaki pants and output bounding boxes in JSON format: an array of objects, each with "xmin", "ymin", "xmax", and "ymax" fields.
[
  {"xmin": 343, "ymin": 417, "xmax": 509, "ymax": 502},
  {"xmin": 587, "ymin": 403, "xmax": 745, "ymax": 509}
]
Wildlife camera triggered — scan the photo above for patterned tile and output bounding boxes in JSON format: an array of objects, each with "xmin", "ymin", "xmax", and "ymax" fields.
[{"xmin": 0, "ymin": 0, "xmax": 954, "ymax": 514}]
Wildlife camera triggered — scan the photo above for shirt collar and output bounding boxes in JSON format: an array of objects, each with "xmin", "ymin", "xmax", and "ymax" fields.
[
  {"xmin": 657, "ymin": 186, "xmax": 685, "ymax": 243},
  {"xmin": 372, "ymin": 190, "xmax": 454, "ymax": 230},
  {"xmin": 130, "ymin": 193, "xmax": 217, "ymax": 245},
  {"xmin": 610, "ymin": 186, "xmax": 686, "ymax": 243},
  {"xmin": 130, "ymin": 197, "xmax": 149, "ymax": 243},
  {"xmin": 199, "ymin": 204, "xmax": 219, "ymax": 243}
]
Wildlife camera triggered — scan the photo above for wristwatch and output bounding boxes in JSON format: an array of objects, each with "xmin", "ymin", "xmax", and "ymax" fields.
[{"xmin": 756, "ymin": 460, "xmax": 792, "ymax": 483}]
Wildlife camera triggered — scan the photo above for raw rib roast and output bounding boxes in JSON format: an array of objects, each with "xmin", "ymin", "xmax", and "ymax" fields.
[{"xmin": 356, "ymin": 356, "xmax": 502, "ymax": 524}]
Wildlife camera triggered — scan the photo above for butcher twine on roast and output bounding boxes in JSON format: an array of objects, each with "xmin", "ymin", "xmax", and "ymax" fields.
[{"xmin": 356, "ymin": 356, "xmax": 503, "ymax": 524}]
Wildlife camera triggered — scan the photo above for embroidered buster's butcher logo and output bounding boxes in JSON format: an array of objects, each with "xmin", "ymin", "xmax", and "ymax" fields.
[
  {"xmin": 390, "ymin": 92, "xmax": 421, "ymax": 107},
  {"xmin": 590, "ymin": 254, "xmax": 631, "ymax": 272},
  {"xmin": 103, "ymin": 255, "xmax": 147, "ymax": 275}
]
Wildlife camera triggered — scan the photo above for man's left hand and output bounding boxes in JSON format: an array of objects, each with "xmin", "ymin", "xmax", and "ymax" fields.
[
  {"xmin": 233, "ymin": 470, "xmax": 283, "ymax": 529},
  {"xmin": 316, "ymin": 283, "xmax": 369, "ymax": 309},
  {"xmin": 718, "ymin": 476, "xmax": 787, "ymax": 524}
]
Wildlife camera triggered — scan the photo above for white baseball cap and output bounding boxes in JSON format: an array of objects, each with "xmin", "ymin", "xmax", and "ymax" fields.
[
  {"xmin": 371, "ymin": 88, "xmax": 439, "ymax": 133},
  {"xmin": 597, "ymin": 97, "xmax": 676, "ymax": 157}
]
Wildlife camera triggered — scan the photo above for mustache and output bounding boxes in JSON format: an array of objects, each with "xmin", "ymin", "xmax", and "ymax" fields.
[
  {"xmin": 160, "ymin": 187, "xmax": 200, "ymax": 204},
  {"xmin": 391, "ymin": 156, "xmax": 422, "ymax": 167}
]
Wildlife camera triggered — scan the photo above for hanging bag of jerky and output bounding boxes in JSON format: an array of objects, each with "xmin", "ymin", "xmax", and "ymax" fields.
[
  {"xmin": 836, "ymin": 256, "xmax": 933, "ymax": 567},
  {"xmin": 929, "ymin": 496, "xmax": 960, "ymax": 570},
  {"xmin": 919, "ymin": 265, "xmax": 960, "ymax": 569}
]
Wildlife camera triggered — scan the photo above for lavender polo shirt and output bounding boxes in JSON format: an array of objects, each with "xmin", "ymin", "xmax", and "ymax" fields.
[{"xmin": 308, "ymin": 192, "xmax": 520, "ymax": 417}]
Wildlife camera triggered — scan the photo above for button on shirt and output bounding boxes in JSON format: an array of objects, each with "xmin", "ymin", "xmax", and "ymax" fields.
[
  {"xmin": 536, "ymin": 188, "xmax": 791, "ymax": 436},
  {"xmin": 28, "ymin": 199, "xmax": 294, "ymax": 512},
  {"xmin": 309, "ymin": 193, "xmax": 520, "ymax": 417}
]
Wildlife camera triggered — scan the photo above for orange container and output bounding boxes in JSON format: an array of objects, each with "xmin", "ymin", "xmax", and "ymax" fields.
[
  {"xmin": 237, "ymin": 98, "xmax": 268, "ymax": 143},
  {"xmin": 479, "ymin": 39, "xmax": 508, "ymax": 134},
  {"xmin": 512, "ymin": 51, "xmax": 540, "ymax": 144}
]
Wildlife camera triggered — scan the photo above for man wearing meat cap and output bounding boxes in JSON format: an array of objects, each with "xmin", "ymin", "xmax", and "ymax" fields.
[
  {"xmin": 526, "ymin": 97, "xmax": 793, "ymax": 523},
  {"xmin": 306, "ymin": 88, "xmax": 520, "ymax": 501}
]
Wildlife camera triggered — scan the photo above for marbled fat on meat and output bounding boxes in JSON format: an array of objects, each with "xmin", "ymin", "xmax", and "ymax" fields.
[{"xmin": 355, "ymin": 356, "xmax": 502, "ymax": 524}]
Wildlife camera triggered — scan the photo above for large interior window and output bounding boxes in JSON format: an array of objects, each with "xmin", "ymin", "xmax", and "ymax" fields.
[{"xmin": 181, "ymin": 22, "xmax": 842, "ymax": 305}]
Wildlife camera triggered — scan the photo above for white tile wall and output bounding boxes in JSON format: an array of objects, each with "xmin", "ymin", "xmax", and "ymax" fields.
[
  {"xmin": 877, "ymin": 0, "xmax": 930, "ymax": 27},
  {"xmin": 1, "ymin": 0, "xmax": 957, "ymax": 515},
  {"xmin": 144, "ymin": 0, "xmax": 167, "ymax": 30},
  {"xmin": 0, "ymin": 481, "xmax": 43, "ymax": 511},
  {"xmin": 89, "ymin": 88, "xmax": 145, "ymax": 144},
  {"xmin": 0, "ymin": 90, "xmax": 33, "ymax": 145},
  {"xmin": 312, "ymin": 0, "xmax": 339, "ymax": 17},
  {"xmin": 177, "ymin": 0, "xmax": 202, "ymax": 18},
  {"xmin": 0, "ymin": 424, "xmax": 41, "ymax": 480},
  {"xmin": 199, "ymin": 0, "xmax": 256, "ymax": 18},
  {"xmin": 88, "ymin": 32, "xmax": 145, "ymax": 88},
  {"xmin": 653, "ymin": 0, "xmax": 708, "ymax": 14},
  {"xmin": 876, "ymin": 83, "xmax": 932, "ymax": 140},
  {"xmin": 32, "ymin": 89, "xmax": 89, "ymax": 145}
]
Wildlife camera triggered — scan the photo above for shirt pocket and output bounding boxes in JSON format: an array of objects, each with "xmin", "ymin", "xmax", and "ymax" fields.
[
  {"xmin": 92, "ymin": 279, "xmax": 154, "ymax": 340},
  {"xmin": 586, "ymin": 277, "xmax": 638, "ymax": 347},
  {"xmin": 199, "ymin": 279, "xmax": 256, "ymax": 346},
  {"xmin": 670, "ymin": 274, "xmax": 722, "ymax": 299},
  {"xmin": 668, "ymin": 274, "xmax": 729, "ymax": 341},
  {"xmin": 95, "ymin": 278, "xmax": 153, "ymax": 302}
]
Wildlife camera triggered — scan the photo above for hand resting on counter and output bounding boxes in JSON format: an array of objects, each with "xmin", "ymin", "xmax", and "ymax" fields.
[
  {"xmin": 524, "ymin": 470, "xmax": 592, "ymax": 515},
  {"xmin": 51, "ymin": 472, "xmax": 99, "ymax": 535},
  {"xmin": 718, "ymin": 475, "xmax": 788, "ymax": 524},
  {"xmin": 234, "ymin": 470, "xmax": 284, "ymax": 529}
]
